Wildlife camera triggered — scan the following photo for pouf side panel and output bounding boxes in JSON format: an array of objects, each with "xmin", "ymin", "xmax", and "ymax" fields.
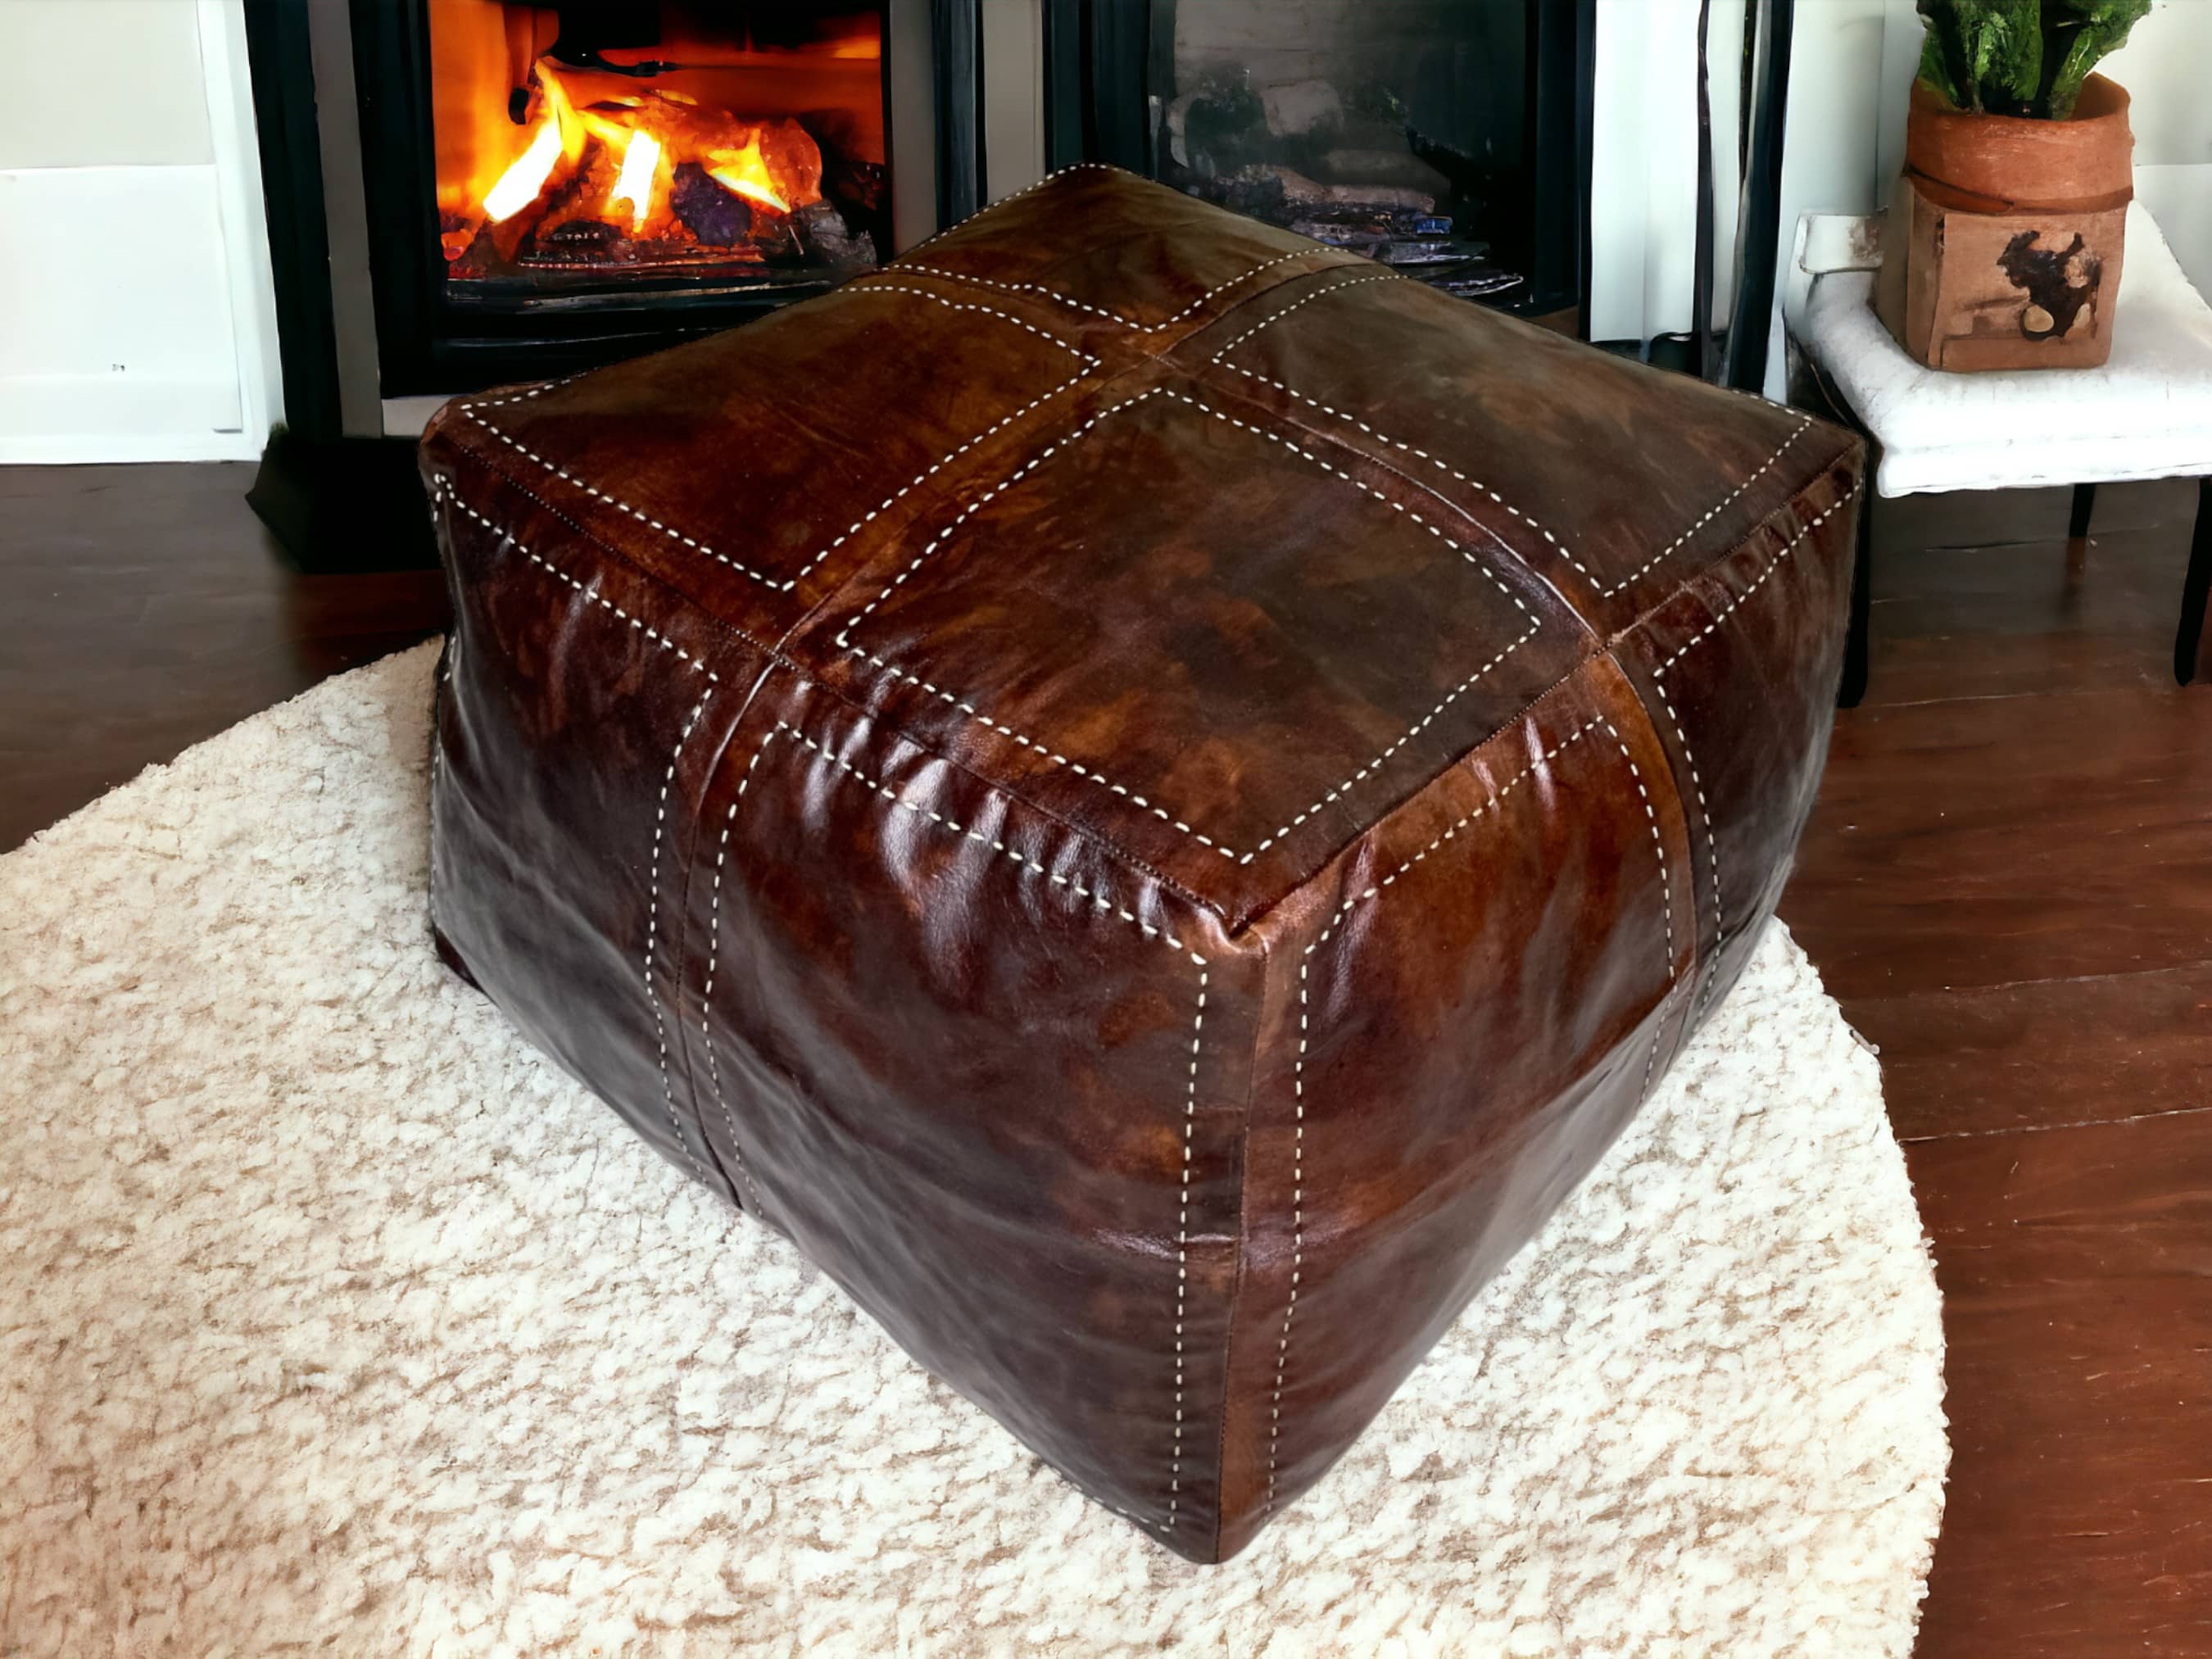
[
  {"xmin": 671, "ymin": 683, "xmax": 1269, "ymax": 1561},
  {"xmin": 1623, "ymin": 442, "xmax": 1864, "ymax": 1019},
  {"xmin": 422, "ymin": 461, "xmax": 765, "ymax": 1203},
  {"xmin": 1223, "ymin": 661, "xmax": 1695, "ymax": 1542}
]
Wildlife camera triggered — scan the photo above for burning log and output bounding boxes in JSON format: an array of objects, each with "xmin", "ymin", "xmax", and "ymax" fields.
[{"xmin": 671, "ymin": 162, "xmax": 750, "ymax": 246}]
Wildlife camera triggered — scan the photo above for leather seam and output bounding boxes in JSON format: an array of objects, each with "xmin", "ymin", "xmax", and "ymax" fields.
[
  {"xmin": 673, "ymin": 699, "xmax": 761, "ymax": 1211},
  {"xmin": 1266, "ymin": 700, "xmax": 1681, "ymax": 1517},
  {"xmin": 427, "ymin": 434, "xmax": 1233, "ymax": 928},
  {"xmin": 830, "ymin": 379, "xmax": 1542, "ymax": 868},
  {"xmin": 1611, "ymin": 439, "xmax": 1865, "ymax": 650},
  {"xmin": 1593, "ymin": 654, "xmax": 1700, "ymax": 1070},
  {"xmin": 1202, "ymin": 283, "xmax": 1830, "ymax": 608},
  {"xmin": 454, "ymin": 290, "xmax": 1099, "ymax": 596},
  {"xmin": 650, "ymin": 688, "xmax": 721, "ymax": 1191},
  {"xmin": 886, "ymin": 247, "xmax": 1340, "ymax": 334},
  {"xmin": 1208, "ymin": 927, "xmax": 1269, "ymax": 1563},
  {"xmin": 887, "ymin": 158, "xmax": 1117, "ymax": 263},
  {"xmin": 760, "ymin": 704, "xmax": 1211, "ymax": 1543},
  {"xmin": 1643, "ymin": 479, "xmax": 1866, "ymax": 676}
]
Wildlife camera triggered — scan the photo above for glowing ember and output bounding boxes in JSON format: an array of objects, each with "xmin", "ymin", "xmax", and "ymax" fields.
[
  {"xmin": 608, "ymin": 129, "xmax": 662, "ymax": 233},
  {"xmin": 705, "ymin": 135, "xmax": 791, "ymax": 215}
]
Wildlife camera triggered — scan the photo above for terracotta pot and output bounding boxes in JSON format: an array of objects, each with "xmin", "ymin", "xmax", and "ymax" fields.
[{"xmin": 1875, "ymin": 74, "xmax": 2134, "ymax": 371}]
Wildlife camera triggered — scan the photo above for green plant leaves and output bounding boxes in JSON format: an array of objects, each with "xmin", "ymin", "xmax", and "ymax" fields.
[
  {"xmin": 2046, "ymin": 0, "xmax": 2151, "ymax": 117},
  {"xmin": 1912, "ymin": 0, "xmax": 2151, "ymax": 118}
]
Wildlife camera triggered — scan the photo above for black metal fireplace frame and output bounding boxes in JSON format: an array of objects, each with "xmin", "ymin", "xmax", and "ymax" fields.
[{"xmin": 1041, "ymin": 0, "xmax": 1600, "ymax": 331}]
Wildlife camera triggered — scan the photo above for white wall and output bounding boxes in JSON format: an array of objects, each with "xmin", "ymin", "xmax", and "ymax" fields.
[
  {"xmin": 1594, "ymin": 0, "xmax": 2212, "ymax": 392},
  {"xmin": 2104, "ymin": 0, "xmax": 2212, "ymax": 301},
  {"xmin": 0, "ymin": 0, "xmax": 279, "ymax": 463}
]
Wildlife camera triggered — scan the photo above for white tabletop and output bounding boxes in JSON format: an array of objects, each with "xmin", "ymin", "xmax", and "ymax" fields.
[{"xmin": 1784, "ymin": 202, "xmax": 2212, "ymax": 498}]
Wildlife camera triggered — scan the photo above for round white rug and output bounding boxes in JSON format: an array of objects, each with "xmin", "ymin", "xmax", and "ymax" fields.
[{"xmin": 0, "ymin": 642, "xmax": 1946, "ymax": 1657}]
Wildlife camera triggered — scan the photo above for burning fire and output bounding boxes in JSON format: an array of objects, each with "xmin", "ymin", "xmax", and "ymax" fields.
[
  {"xmin": 705, "ymin": 134, "xmax": 789, "ymax": 215},
  {"xmin": 607, "ymin": 130, "xmax": 661, "ymax": 233},
  {"xmin": 478, "ymin": 61, "xmax": 820, "ymax": 238}
]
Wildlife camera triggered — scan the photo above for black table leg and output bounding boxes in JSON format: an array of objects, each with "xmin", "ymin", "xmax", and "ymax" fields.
[
  {"xmin": 2175, "ymin": 478, "xmax": 2212, "ymax": 685},
  {"xmin": 1838, "ymin": 485, "xmax": 1873, "ymax": 708},
  {"xmin": 2069, "ymin": 481, "xmax": 2097, "ymax": 541}
]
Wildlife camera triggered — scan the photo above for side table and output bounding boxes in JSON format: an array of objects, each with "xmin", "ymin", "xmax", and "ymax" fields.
[{"xmin": 1782, "ymin": 202, "xmax": 2212, "ymax": 705}]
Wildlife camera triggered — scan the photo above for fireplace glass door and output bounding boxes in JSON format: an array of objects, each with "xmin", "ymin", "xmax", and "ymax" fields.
[
  {"xmin": 1052, "ymin": 0, "xmax": 1591, "ymax": 323},
  {"xmin": 428, "ymin": 1, "xmax": 890, "ymax": 306}
]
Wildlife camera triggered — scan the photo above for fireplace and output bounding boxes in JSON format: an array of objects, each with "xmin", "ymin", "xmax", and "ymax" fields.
[
  {"xmin": 243, "ymin": 0, "xmax": 975, "ymax": 569},
  {"xmin": 346, "ymin": 1, "xmax": 934, "ymax": 397}
]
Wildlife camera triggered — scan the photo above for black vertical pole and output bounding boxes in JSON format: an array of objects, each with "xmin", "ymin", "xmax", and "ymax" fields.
[
  {"xmin": 1723, "ymin": 0, "xmax": 1793, "ymax": 393},
  {"xmin": 931, "ymin": 0, "xmax": 983, "ymax": 228},
  {"xmin": 1692, "ymin": 0, "xmax": 1718, "ymax": 382}
]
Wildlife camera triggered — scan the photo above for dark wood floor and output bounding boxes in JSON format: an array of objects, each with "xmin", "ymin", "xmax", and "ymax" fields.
[
  {"xmin": 4, "ymin": 461, "xmax": 2208, "ymax": 1652},
  {"xmin": 0, "ymin": 465, "xmax": 446, "ymax": 850},
  {"xmin": 1779, "ymin": 476, "xmax": 2212, "ymax": 1657}
]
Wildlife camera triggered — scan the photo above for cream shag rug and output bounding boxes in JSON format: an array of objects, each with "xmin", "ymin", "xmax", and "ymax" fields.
[{"xmin": 0, "ymin": 643, "xmax": 1946, "ymax": 1657}]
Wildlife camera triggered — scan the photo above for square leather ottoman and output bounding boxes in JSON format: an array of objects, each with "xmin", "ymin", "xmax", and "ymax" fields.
[{"xmin": 422, "ymin": 165, "xmax": 1863, "ymax": 1563}]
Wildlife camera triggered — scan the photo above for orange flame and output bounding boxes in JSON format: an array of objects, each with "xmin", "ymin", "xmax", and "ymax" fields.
[
  {"xmin": 608, "ymin": 129, "xmax": 662, "ymax": 233},
  {"xmin": 483, "ymin": 112, "xmax": 562, "ymax": 224},
  {"xmin": 705, "ymin": 134, "xmax": 790, "ymax": 214},
  {"xmin": 481, "ymin": 66, "xmax": 580, "ymax": 224},
  {"xmin": 476, "ymin": 59, "xmax": 814, "ymax": 236}
]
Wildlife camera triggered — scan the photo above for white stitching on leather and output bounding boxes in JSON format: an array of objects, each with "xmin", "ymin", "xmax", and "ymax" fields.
[
  {"xmin": 1608, "ymin": 719, "xmax": 1675, "ymax": 983},
  {"xmin": 458, "ymin": 406, "xmax": 791, "ymax": 593},
  {"xmin": 1648, "ymin": 673, "xmax": 1724, "ymax": 1016},
  {"xmin": 878, "ymin": 265, "xmax": 1133, "ymax": 326},
  {"xmin": 836, "ymin": 384, "xmax": 1539, "ymax": 864},
  {"xmin": 437, "ymin": 486, "xmax": 723, "ymax": 683},
  {"xmin": 1599, "ymin": 415, "xmax": 1815, "ymax": 596},
  {"xmin": 1651, "ymin": 486, "xmax": 1861, "ymax": 678},
  {"xmin": 1217, "ymin": 360, "xmax": 1596, "ymax": 586},
  {"xmin": 439, "ymin": 477, "xmax": 734, "ymax": 1188},
  {"xmin": 782, "ymin": 286, "xmax": 1096, "ymax": 585},
  {"xmin": 1172, "ymin": 963, "xmax": 1208, "ymax": 1527},
  {"xmin": 892, "ymin": 160, "xmax": 1117, "ymax": 261},
  {"xmin": 1248, "ymin": 568, "xmax": 1536, "ymax": 862},
  {"xmin": 1266, "ymin": 950, "xmax": 1310, "ymax": 1515},
  {"xmin": 894, "ymin": 247, "xmax": 1327, "ymax": 333},
  {"xmin": 1203, "ymin": 274, "xmax": 1399, "ymax": 362},
  {"xmin": 702, "ymin": 728, "xmax": 780, "ymax": 1214},
  {"xmin": 457, "ymin": 287, "xmax": 1095, "ymax": 597},
  {"xmin": 1267, "ymin": 714, "xmax": 1679, "ymax": 1514},
  {"xmin": 1209, "ymin": 281, "xmax": 1820, "ymax": 601},
  {"xmin": 773, "ymin": 721, "xmax": 1194, "ymax": 954},
  {"xmin": 1208, "ymin": 279, "xmax": 1596, "ymax": 586},
  {"xmin": 840, "ymin": 283, "xmax": 1096, "ymax": 360},
  {"xmin": 650, "ymin": 691, "xmax": 717, "ymax": 1187},
  {"xmin": 767, "ymin": 714, "xmax": 1203, "ymax": 1542},
  {"xmin": 1643, "ymin": 478, "xmax": 1861, "ymax": 1007}
]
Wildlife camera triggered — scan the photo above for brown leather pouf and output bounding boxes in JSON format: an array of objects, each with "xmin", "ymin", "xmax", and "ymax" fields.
[{"xmin": 421, "ymin": 165, "xmax": 1863, "ymax": 1565}]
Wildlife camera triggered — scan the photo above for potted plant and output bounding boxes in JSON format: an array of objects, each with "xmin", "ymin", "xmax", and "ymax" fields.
[{"xmin": 1877, "ymin": 0, "xmax": 2151, "ymax": 371}]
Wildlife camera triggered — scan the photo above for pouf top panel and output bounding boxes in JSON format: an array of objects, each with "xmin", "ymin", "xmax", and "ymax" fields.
[{"xmin": 431, "ymin": 165, "xmax": 1839, "ymax": 926}]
